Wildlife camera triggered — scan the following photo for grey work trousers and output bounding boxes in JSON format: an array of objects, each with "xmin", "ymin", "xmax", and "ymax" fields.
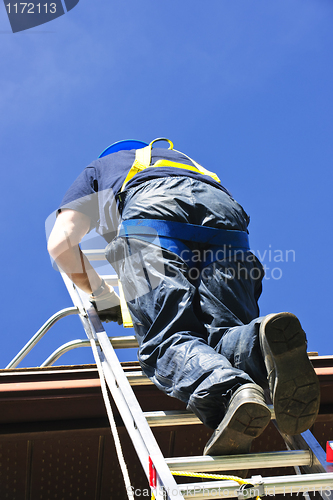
[{"xmin": 106, "ymin": 176, "xmax": 268, "ymax": 429}]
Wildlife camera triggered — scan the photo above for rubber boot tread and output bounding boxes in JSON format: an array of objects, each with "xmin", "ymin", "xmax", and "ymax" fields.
[
  {"xmin": 204, "ymin": 385, "xmax": 271, "ymax": 456},
  {"xmin": 261, "ymin": 313, "xmax": 320, "ymax": 435}
]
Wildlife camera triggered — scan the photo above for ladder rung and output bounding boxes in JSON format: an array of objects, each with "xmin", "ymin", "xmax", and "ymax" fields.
[
  {"xmin": 126, "ymin": 371, "xmax": 153, "ymax": 386},
  {"xmin": 178, "ymin": 472, "xmax": 333, "ymax": 499},
  {"xmin": 111, "ymin": 336, "xmax": 138, "ymax": 349},
  {"xmin": 139, "ymin": 406, "xmax": 274, "ymax": 428},
  {"xmin": 144, "ymin": 410, "xmax": 201, "ymax": 427},
  {"xmin": 143, "ymin": 407, "xmax": 275, "ymax": 428},
  {"xmin": 166, "ymin": 450, "xmax": 312, "ymax": 472},
  {"xmin": 82, "ymin": 249, "xmax": 106, "ymax": 260}
]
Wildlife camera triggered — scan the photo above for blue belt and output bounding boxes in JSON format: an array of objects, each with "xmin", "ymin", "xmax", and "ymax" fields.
[{"xmin": 118, "ymin": 219, "xmax": 250, "ymax": 265}]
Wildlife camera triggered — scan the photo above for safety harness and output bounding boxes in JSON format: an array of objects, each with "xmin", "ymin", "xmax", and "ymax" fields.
[
  {"xmin": 118, "ymin": 137, "xmax": 250, "ymax": 258},
  {"xmin": 119, "ymin": 219, "xmax": 250, "ymax": 266},
  {"xmin": 121, "ymin": 138, "xmax": 221, "ymax": 192},
  {"xmin": 115, "ymin": 138, "xmax": 251, "ymax": 327}
]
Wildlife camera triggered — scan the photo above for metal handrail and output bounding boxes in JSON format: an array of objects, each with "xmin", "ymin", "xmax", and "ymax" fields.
[
  {"xmin": 6, "ymin": 307, "xmax": 79, "ymax": 369},
  {"xmin": 41, "ymin": 335, "xmax": 139, "ymax": 367}
]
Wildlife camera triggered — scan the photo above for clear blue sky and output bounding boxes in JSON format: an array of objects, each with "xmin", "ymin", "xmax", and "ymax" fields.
[{"xmin": 1, "ymin": 0, "xmax": 332, "ymax": 369}]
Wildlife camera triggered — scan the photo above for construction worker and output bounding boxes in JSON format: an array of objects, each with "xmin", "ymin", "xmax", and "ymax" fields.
[{"xmin": 47, "ymin": 139, "xmax": 320, "ymax": 457}]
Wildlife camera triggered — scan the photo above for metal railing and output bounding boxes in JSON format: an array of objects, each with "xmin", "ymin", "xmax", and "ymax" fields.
[
  {"xmin": 6, "ymin": 307, "xmax": 79, "ymax": 369},
  {"xmin": 41, "ymin": 335, "xmax": 138, "ymax": 367},
  {"xmin": 6, "ymin": 296, "xmax": 138, "ymax": 369}
]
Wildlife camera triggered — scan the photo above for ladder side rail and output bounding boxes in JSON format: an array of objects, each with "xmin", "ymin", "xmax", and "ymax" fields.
[
  {"xmin": 281, "ymin": 429, "xmax": 333, "ymax": 473},
  {"xmin": 61, "ymin": 273, "xmax": 183, "ymax": 500},
  {"xmin": 98, "ymin": 351, "xmax": 171, "ymax": 500},
  {"xmin": 41, "ymin": 335, "xmax": 138, "ymax": 367},
  {"xmin": 279, "ymin": 429, "xmax": 333, "ymax": 500},
  {"xmin": 63, "ymin": 276, "xmax": 151, "ymax": 471},
  {"xmin": 94, "ymin": 319, "xmax": 183, "ymax": 500},
  {"xmin": 60, "ymin": 280, "xmax": 156, "ymax": 498},
  {"xmin": 88, "ymin": 310, "xmax": 182, "ymax": 500},
  {"xmin": 6, "ymin": 306, "xmax": 79, "ymax": 369}
]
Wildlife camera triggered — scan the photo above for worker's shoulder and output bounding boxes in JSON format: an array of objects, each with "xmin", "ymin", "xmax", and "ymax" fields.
[
  {"xmin": 89, "ymin": 147, "xmax": 191, "ymax": 168},
  {"xmin": 91, "ymin": 149, "xmax": 136, "ymax": 168}
]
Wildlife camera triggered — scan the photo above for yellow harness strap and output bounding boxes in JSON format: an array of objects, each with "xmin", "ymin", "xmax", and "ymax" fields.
[
  {"xmin": 121, "ymin": 138, "xmax": 220, "ymax": 192},
  {"xmin": 118, "ymin": 281, "xmax": 133, "ymax": 328}
]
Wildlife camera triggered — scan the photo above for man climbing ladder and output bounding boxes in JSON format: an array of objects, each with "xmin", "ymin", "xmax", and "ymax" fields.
[{"xmin": 47, "ymin": 138, "xmax": 320, "ymax": 457}]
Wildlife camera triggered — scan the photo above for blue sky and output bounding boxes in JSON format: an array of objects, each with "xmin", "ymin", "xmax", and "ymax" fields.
[{"xmin": 1, "ymin": 0, "xmax": 332, "ymax": 369}]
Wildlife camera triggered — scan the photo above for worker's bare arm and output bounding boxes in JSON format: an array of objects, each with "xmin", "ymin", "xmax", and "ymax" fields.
[
  {"xmin": 48, "ymin": 209, "xmax": 122, "ymax": 324},
  {"xmin": 47, "ymin": 209, "xmax": 104, "ymax": 294}
]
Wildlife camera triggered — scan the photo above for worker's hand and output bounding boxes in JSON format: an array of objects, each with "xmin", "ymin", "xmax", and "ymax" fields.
[{"xmin": 89, "ymin": 282, "xmax": 123, "ymax": 325}]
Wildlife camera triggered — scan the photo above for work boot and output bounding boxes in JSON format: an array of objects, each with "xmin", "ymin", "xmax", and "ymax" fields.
[
  {"xmin": 259, "ymin": 312, "xmax": 320, "ymax": 435},
  {"xmin": 203, "ymin": 383, "xmax": 271, "ymax": 457}
]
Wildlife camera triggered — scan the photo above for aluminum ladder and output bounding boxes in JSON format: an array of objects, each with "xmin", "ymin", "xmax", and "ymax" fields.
[
  {"xmin": 9, "ymin": 243, "xmax": 333, "ymax": 499},
  {"xmin": 60, "ymin": 241, "xmax": 333, "ymax": 500}
]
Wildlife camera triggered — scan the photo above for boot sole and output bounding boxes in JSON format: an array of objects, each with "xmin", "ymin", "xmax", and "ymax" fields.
[
  {"xmin": 261, "ymin": 313, "xmax": 320, "ymax": 435},
  {"xmin": 203, "ymin": 399, "xmax": 271, "ymax": 457}
]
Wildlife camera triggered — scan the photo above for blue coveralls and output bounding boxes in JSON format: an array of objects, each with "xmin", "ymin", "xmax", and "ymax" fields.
[{"xmin": 106, "ymin": 176, "xmax": 268, "ymax": 429}]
